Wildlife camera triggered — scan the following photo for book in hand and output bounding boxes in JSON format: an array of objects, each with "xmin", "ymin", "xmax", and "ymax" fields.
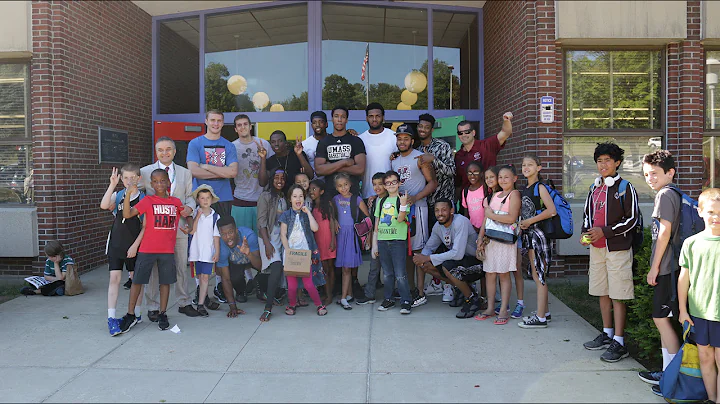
[{"xmin": 25, "ymin": 276, "xmax": 50, "ymax": 289}]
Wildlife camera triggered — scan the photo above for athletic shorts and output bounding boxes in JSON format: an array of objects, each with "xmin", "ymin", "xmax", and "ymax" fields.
[
  {"xmin": 133, "ymin": 253, "xmax": 176, "ymax": 285},
  {"xmin": 231, "ymin": 205, "xmax": 258, "ymax": 233},
  {"xmin": 441, "ymin": 255, "xmax": 484, "ymax": 283},
  {"xmin": 108, "ymin": 256, "xmax": 136, "ymax": 272},
  {"xmin": 692, "ymin": 316, "xmax": 720, "ymax": 348},
  {"xmin": 652, "ymin": 273, "xmax": 680, "ymax": 318},
  {"xmin": 410, "ymin": 204, "xmax": 429, "ymax": 251},
  {"xmin": 588, "ymin": 247, "xmax": 634, "ymax": 300},
  {"xmin": 194, "ymin": 261, "xmax": 214, "ymax": 275}
]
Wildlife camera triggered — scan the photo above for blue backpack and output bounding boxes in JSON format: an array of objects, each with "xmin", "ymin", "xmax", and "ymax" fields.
[
  {"xmin": 113, "ymin": 189, "xmax": 145, "ymax": 217},
  {"xmin": 659, "ymin": 322, "xmax": 708, "ymax": 403},
  {"xmin": 667, "ymin": 186, "xmax": 704, "ymax": 264},
  {"xmin": 618, "ymin": 179, "xmax": 644, "ymax": 254},
  {"xmin": 533, "ymin": 181, "xmax": 573, "ymax": 239}
]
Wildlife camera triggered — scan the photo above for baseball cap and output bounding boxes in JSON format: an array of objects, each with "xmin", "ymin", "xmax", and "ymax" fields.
[{"xmin": 395, "ymin": 124, "xmax": 416, "ymax": 137}]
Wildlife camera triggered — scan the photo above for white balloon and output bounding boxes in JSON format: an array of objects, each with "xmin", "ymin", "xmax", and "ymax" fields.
[
  {"xmin": 227, "ymin": 75, "xmax": 247, "ymax": 95},
  {"xmin": 269, "ymin": 103, "xmax": 284, "ymax": 112},
  {"xmin": 404, "ymin": 70, "xmax": 427, "ymax": 94},
  {"xmin": 252, "ymin": 92, "xmax": 270, "ymax": 109}
]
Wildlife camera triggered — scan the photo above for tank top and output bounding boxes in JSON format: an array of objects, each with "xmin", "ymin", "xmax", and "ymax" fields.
[{"xmin": 392, "ymin": 149, "xmax": 427, "ymax": 207}]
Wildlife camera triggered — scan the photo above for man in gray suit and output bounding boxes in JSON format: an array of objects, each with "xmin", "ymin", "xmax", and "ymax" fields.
[{"xmin": 141, "ymin": 136, "xmax": 205, "ymax": 319}]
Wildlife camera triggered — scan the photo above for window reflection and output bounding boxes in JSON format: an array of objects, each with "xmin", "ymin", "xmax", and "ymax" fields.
[
  {"xmin": 204, "ymin": 5, "xmax": 308, "ymax": 112},
  {"xmin": 0, "ymin": 145, "xmax": 32, "ymax": 204},
  {"xmin": 707, "ymin": 51, "xmax": 720, "ymax": 130},
  {"xmin": 158, "ymin": 18, "xmax": 200, "ymax": 114},
  {"xmin": 704, "ymin": 137, "xmax": 720, "ymax": 189}
]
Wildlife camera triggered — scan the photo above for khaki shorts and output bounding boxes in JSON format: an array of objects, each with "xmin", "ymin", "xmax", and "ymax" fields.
[{"xmin": 588, "ymin": 246, "xmax": 634, "ymax": 300}]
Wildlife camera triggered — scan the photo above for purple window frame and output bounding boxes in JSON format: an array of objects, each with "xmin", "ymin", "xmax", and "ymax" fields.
[{"xmin": 151, "ymin": 0, "xmax": 484, "ymax": 137}]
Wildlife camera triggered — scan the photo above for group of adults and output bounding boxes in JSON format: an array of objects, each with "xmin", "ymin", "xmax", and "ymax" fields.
[{"xmin": 139, "ymin": 102, "xmax": 513, "ymax": 318}]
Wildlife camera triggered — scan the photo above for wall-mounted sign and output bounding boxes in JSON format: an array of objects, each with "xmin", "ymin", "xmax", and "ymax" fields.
[
  {"xmin": 98, "ymin": 127, "xmax": 129, "ymax": 164},
  {"xmin": 540, "ymin": 96, "xmax": 554, "ymax": 124}
]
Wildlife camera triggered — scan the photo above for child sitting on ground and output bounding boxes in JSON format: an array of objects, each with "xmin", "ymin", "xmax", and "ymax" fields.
[{"xmin": 21, "ymin": 241, "xmax": 75, "ymax": 296}]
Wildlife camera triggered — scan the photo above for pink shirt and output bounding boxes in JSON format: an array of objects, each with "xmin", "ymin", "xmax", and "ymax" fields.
[
  {"xmin": 462, "ymin": 187, "xmax": 487, "ymax": 229},
  {"xmin": 590, "ymin": 185, "xmax": 608, "ymax": 248}
]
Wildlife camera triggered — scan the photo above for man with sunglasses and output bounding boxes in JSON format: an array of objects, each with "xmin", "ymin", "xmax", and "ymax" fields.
[{"xmin": 454, "ymin": 112, "xmax": 513, "ymax": 192}]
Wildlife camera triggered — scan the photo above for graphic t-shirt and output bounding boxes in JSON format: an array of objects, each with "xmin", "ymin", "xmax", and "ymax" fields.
[
  {"xmin": 232, "ymin": 137, "xmax": 274, "ymax": 202},
  {"xmin": 217, "ymin": 226, "xmax": 260, "ymax": 268},
  {"xmin": 44, "ymin": 255, "xmax": 75, "ymax": 277},
  {"xmin": 302, "ymin": 135, "xmax": 321, "ymax": 176},
  {"xmin": 391, "ymin": 149, "xmax": 428, "ymax": 207},
  {"xmin": 359, "ymin": 128, "xmax": 397, "ymax": 198},
  {"xmin": 679, "ymin": 233, "xmax": 720, "ymax": 322},
  {"xmin": 462, "ymin": 187, "xmax": 487, "ymax": 229},
  {"xmin": 134, "ymin": 195, "xmax": 184, "ymax": 254},
  {"xmin": 651, "ymin": 185, "xmax": 681, "ymax": 276},
  {"xmin": 590, "ymin": 185, "xmax": 608, "ymax": 248},
  {"xmin": 455, "ymin": 136, "xmax": 504, "ymax": 188},
  {"xmin": 187, "ymin": 134, "xmax": 239, "ymax": 202},
  {"xmin": 316, "ymin": 133, "xmax": 366, "ymax": 191},
  {"xmin": 375, "ymin": 196, "xmax": 408, "ymax": 241}
]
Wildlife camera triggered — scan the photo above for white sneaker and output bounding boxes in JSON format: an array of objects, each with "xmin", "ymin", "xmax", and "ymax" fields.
[
  {"xmin": 424, "ymin": 280, "xmax": 444, "ymax": 296},
  {"xmin": 442, "ymin": 284, "xmax": 454, "ymax": 303}
]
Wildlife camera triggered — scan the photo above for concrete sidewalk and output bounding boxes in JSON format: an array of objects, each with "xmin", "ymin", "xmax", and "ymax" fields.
[{"xmin": 0, "ymin": 262, "xmax": 663, "ymax": 403}]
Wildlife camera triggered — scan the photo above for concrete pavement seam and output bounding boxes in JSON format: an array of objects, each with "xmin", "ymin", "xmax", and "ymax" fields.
[{"xmin": 40, "ymin": 367, "xmax": 88, "ymax": 403}]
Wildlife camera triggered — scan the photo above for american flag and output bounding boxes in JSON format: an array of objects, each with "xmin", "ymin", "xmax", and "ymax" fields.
[{"xmin": 361, "ymin": 43, "xmax": 369, "ymax": 81}]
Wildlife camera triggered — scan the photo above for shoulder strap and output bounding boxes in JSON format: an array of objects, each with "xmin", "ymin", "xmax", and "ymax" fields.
[
  {"xmin": 113, "ymin": 189, "xmax": 126, "ymax": 214},
  {"xmin": 213, "ymin": 212, "xmax": 219, "ymax": 229},
  {"xmin": 350, "ymin": 193, "xmax": 358, "ymax": 221},
  {"xmin": 463, "ymin": 187, "xmax": 469, "ymax": 206}
]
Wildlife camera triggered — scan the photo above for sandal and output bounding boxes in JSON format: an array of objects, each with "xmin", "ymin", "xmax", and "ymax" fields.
[
  {"xmin": 285, "ymin": 306, "xmax": 296, "ymax": 315},
  {"xmin": 494, "ymin": 316, "xmax": 509, "ymax": 325},
  {"xmin": 259, "ymin": 310, "xmax": 272, "ymax": 322},
  {"xmin": 317, "ymin": 305, "xmax": 328, "ymax": 316},
  {"xmin": 474, "ymin": 313, "xmax": 493, "ymax": 321}
]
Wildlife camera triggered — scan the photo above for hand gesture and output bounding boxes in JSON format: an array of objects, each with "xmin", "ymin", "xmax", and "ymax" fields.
[
  {"xmin": 389, "ymin": 152, "xmax": 400, "ymax": 161},
  {"xmin": 294, "ymin": 135, "xmax": 304, "ymax": 156},
  {"xmin": 109, "ymin": 167, "xmax": 120, "ymax": 187},
  {"xmin": 127, "ymin": 244, "xmax": 138, "ymax": 259},
  {"xmin": 415, "ymin": 153, "xmax": 435, "ymax": 167},
  {"xmin": 264, "ymin": 243, "xmax": 275, "ymax": 260},
  {"xmin": 239, "ymin": 236, "xmax": 250, "ymax": 256},
  {"xmin": 348, "ymin": 129, "xmax": 359, "ymax": 137},
  {"xmin": 300, "ymin": 205, "xmax": 310, "ymax": 214},
  {"xmin": 399, "ymin": 191, "xmax": 408, "ymax": 206},
  {"xmin": 256, "ymin": 140, "xmax": 267, "ymax": 159},
  {"xmin": 503, "ymin": 111, "xmax": 513, "ymax": 121}
]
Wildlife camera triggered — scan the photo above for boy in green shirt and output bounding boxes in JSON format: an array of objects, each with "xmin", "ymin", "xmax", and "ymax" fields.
[{"xmin": 678, "ymin": 187, "xmax": 720, "ymax": 403}]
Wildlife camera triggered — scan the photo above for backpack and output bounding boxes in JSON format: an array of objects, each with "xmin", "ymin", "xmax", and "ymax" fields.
[
  {"xmin": 659, "ymin": 322, "xmax": 708, "ymax": 403},
  {"xmin": 667, "ymin": 186, "xmax": 704, "ymax": 264},
  {"xmin": 533, "ymin": 181, "xmax": 573, "ymax": 239},
  {"xmin": 618, "ymin": 179, "xmax": 644, "ymax": 254},
  {"xmin": 113, "ymin": 189, "xmax": 145, "ymax": 216}
]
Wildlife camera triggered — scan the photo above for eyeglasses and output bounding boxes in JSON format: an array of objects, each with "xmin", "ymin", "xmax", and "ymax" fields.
[
  {"xmin": 467, "ymin": 171, "xmax": 481, "ymax": 176},
  {"xmin": 384, "ymin": 180, "xmax": 399, "ymax": 186},
  {"xmin": 457, "ymin": 129, "xmax": 473, "ymax": 135}
]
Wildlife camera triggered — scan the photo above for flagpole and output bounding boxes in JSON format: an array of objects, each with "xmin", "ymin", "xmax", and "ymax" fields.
[{"xmin": 366, "ymin": 42, "xmax": 370, "ymax": 106}]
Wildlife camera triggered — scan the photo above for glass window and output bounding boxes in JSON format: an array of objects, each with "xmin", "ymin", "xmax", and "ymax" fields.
[
  {"xmin": 566, "ymin": 50, "xmax": 662, "ymax": 130},
  {"xmin": 0, "ymin": 145, "xmax": 32, "ymax": 204},
  {"xmin": 707, "ymin": 51, "xmax": 720, "ymax": 130},
  {"xmin": 158, "ymin": 18, "xmax": 200, "ymax": 114},
  {"xmin": 562, "ymin": 136, "xmax": 660, "ymax": 202},
  {"xmin": 432, "ymin": 11, "xmax": 479, "ymax": 110},
  {"xmin": 205, "ymin": 4, "xmax": 308, "ymax": 113},
  {"xmin": 322, "ymin": 4, "xmax": 428, "ymax": 110},
  {"xmin": 0, "ymin": 64, "xmax": 29, "ymax": 142},
  {"xmin": 704, "ymin": 136, "xmax": 720, "ymax": 189}
]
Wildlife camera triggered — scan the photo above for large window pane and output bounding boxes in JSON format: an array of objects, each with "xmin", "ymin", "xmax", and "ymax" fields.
[
  {"xmin": 322, "ymin": 4, "xmax": 428, "ymax": 110},
  {"xmin": 205, "ymin": 5, "xmax": 308, "ymax": 113},
  {"xmin": 562, "ymin": 136, "xmax": 659, "ymax": 201},
  {"xmin": 0, "ymin": 145, "xmax": 32, "ymax": 204},
  {"xmin": 704, "ymin": 136, "xmax": 720, "ymax": 189},
  {"xmin": 566, "ymin": 51, "xmax": 661, "ymax": 130},
  {"xmin": 707, "ymin": 51, "xmax": 720, "ymax": 130},
  {"xmin": 158, "ymin": 18, "xmax": 200, "ymax": 114},
  {"xmin": 0, "ymin": 64, "xmax": 28, "ymax": 142},
  {"xmin": 433, "ymin": 11, "xmax": 478, "ymax": 110}
]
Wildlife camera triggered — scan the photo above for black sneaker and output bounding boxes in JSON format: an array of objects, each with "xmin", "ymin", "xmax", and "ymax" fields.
[
  {"xmin": 119, "ymin": 314, "xmax": 137, "ymax": 333},
  {"xmin": 158, "ymin": 312, "xmax": 170, "ymax": 331},
  {"xmin": 449, "ymin": 288, "xmax": 464, "ymax": 307},
  {"xmin": 518, "ymin": 314, "xmax": 548, "ymax": 329},
  {"xmin": 411, "ymin": 294, "xmax": 428, "ymax": 308},
  {"xmin": 192, "ymin": 286, "xmax": 199, "ymax": 305},
  {"xmin": 377, "ymin": 299, "xmax": 395, "ymax": 311},
  {"xmin": 600, "ymin": 340, "xmax": 629, "ymax": 363},
  {"xmin": 236, "ymin": 291, "xmax": 248, "ymax": 303},
  {"xmin": 651, "ymin": 385, "xmax": 662, "ymax": 397},
  {"xmin": 147, "ymin": 310, "xmax": 160, "ymax": 322},
  {"xmin": 411, "ymin": 287, "xmax": 420, "ymax": 302},
  {"xmin": 178, "ymin": 305, "xmax": 200, "ymax": 317},
  {"xmin": 123, "ymin": 278, "xmax": 132, "ymax": 290},
  {"xmin": 456, "ymin": 299, "xmax": 474, "ymax": 319},
  {"xmin": 583, "ymin": 332, "xmax": 612, "ymax": 350},
  {"xmin": 638, "ymin": 370, "xmax": 662, "ymax": 385},
  {"xmin": 214, "ymin": 283, "xmax": 227, "ymax": 303},
  {"xmin": 355, "ymin": 295, "xmax": 376, "ymax": 305},
  {"xmin": 196, "ymin": 305, "xmax": 209, "ymax": 317},
  {"xmin": 400, "ymin": 302, "xmax": 412, "ymax": 315},
  {"xmin": 392, "ymin": 288, "xmax": 401, "ymax": 300}
]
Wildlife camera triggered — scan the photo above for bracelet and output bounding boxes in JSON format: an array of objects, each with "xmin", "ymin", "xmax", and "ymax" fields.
[{"xmin": 400, "ymin": 205, "xmax": 408, "ymax": 212}]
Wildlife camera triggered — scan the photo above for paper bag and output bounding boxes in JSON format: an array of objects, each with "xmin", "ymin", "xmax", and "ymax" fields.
[
  {"xmin": 283, "ymin": 249, "xmax": 311, "ymax": 278},
  {"xmin": 64, "ymin": 264, "xmax": 84, "ymax": 296}
]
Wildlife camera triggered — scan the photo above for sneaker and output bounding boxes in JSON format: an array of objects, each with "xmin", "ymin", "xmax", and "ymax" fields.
[
  {"xmin": 147, "ymin": 310, "xmax": 160, "ymax": 322},
  {"xmin": 449, "ymin": 288, "xmax": 464, "ymax": 307},
  {"xmin": 119, "ymin": 314, "xmax": 137, "ymax": 333},
  {"xmin": 638, "ymin": 370, "xmax": 663, "ymax": 385},
  {"xmin": 192, "ymin": 286, "xmax": 199, "ymax": 305},
  {"xmin": 355, "ymin": 295, "xmax": 376, "ymax": 305},
  {"xmin": 20, "ymin": 286, "xmax": 36, "ymax": 296},
  {"xmin": 651, "ymin": 385, "xmax": 662, "ymax": 397},
  {"xmin": 518, "ymin": 314, "xmax": 548, "ymax": 329},
  {"xmin": 424, "ymin": 280, "xmax": 444, "ymax": 296},
  {"xmin": 214, "ymin": 283, "xmax": 227, "ymax": 303},
  {"xmin": 442, "ymin": 284, "xmax": 454, "ymax": 303},
  {"xmin": 178, "ymin": 305, "xmax": 200, "ymax": 317},
  {"xmin": 136, "ymin": 315, "xmax": 142, "ymax": 324},
  {"xmin": 158, "ymin": 312, "xmax": 170, "ymax": 331},
  {"xmin": 377, "ymin": 299, "xmax": 395, "ymax": 311},
  {"xmin": 108, "ymin": 318, "xmax": 121, "ymax": 336},
  {"xmin": 411, "ymin": 287, "xmax": 420, "ymax": 302},
  {"xmin": 510, "ymin": 303, "xmax": 525, "ymax": 319},
  {"xmin": 204, "ymin": 299, "xmax": 220, "ymax": 310},
  {"xmin": 600, "ymin": 340, "xmax": 629, "ymax": 362},
  {"xmin": 196, "ymin": 305, "xmax": 209, "ymax": 317},
  {"xmin": 411, "ymin": 294, "xmax": 427, "ymax": 308},
  {"xmin": 456, "ymin": 298, "xmax": 476, "ymax": 319},
  {"xmin": 236, "ymin": 291, "xmax": 248, "ymax": 303},
  {"xmin": 583, "ymin": 332, "xmax": 613, "ymax": 351},
  {"xmin": 123, "ymin": 279, "xmax": 132, "ymax": 290},
  {"xmin": 524, "ymin": 311, "xmax": 552, "ymax": 323},
  {"xmin": 400, "ymin": 303, "xmax": 412, "ymax": 314}
]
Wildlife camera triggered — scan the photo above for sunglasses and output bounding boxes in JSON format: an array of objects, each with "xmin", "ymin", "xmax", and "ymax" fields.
[{"xmin": 457, "ymin": 129, "xmax": 473, "ymax": 135}]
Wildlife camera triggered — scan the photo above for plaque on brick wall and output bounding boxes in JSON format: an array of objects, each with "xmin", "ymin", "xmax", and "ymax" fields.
[{"xmin": 98, "ymin": 127, "xmax": 129, "ymax": 164}]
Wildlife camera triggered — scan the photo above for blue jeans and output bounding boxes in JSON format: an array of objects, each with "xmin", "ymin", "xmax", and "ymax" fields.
[
  {"xmin": 364, "ymin": 256, "xmax": 381, "ymax": 298},
  {"xmin": 379, "ymin": 240, "xmax": 411, "ymax": 304}
]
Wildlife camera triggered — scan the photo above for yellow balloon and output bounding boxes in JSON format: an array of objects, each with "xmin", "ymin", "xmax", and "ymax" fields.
[
  {"xmin": 391, "ymin": 122, "xmax": 404, "ymax": 132},
  {"xmin": 404, "ymin": 70, "xmax": 427, "ymax": 94},
  {"xmin": 269, "ymin": 103, "xmax": 284, "ymax": 112},
  {"xmin": 252, "ymin": 92, "xmax": 270, "ymax": 109},
  {"xmin": 227, "ymin": 75, "xmax": 247, "ymax": 95},
  {"xmin": 397, "ymin": 102, "xmax": 411, "ymax": 110},
  {"xmin": 401, "ymin": 90, "xmax": 418, "ymax": 106}
]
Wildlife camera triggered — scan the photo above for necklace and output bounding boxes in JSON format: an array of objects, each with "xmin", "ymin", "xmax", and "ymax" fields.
[
  {"xmin": 592, "ymin": 185, "xmax": 607, "ymax": 224},
  {"xmin": 273, "ymin": 153, "xmax": 289, "ymax": 174}
]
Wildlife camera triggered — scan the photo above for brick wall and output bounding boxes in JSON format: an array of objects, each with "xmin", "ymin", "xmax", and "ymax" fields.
[{"xmin": 0, "ymin": 1, "xmax": 152, "ymax": 276}]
